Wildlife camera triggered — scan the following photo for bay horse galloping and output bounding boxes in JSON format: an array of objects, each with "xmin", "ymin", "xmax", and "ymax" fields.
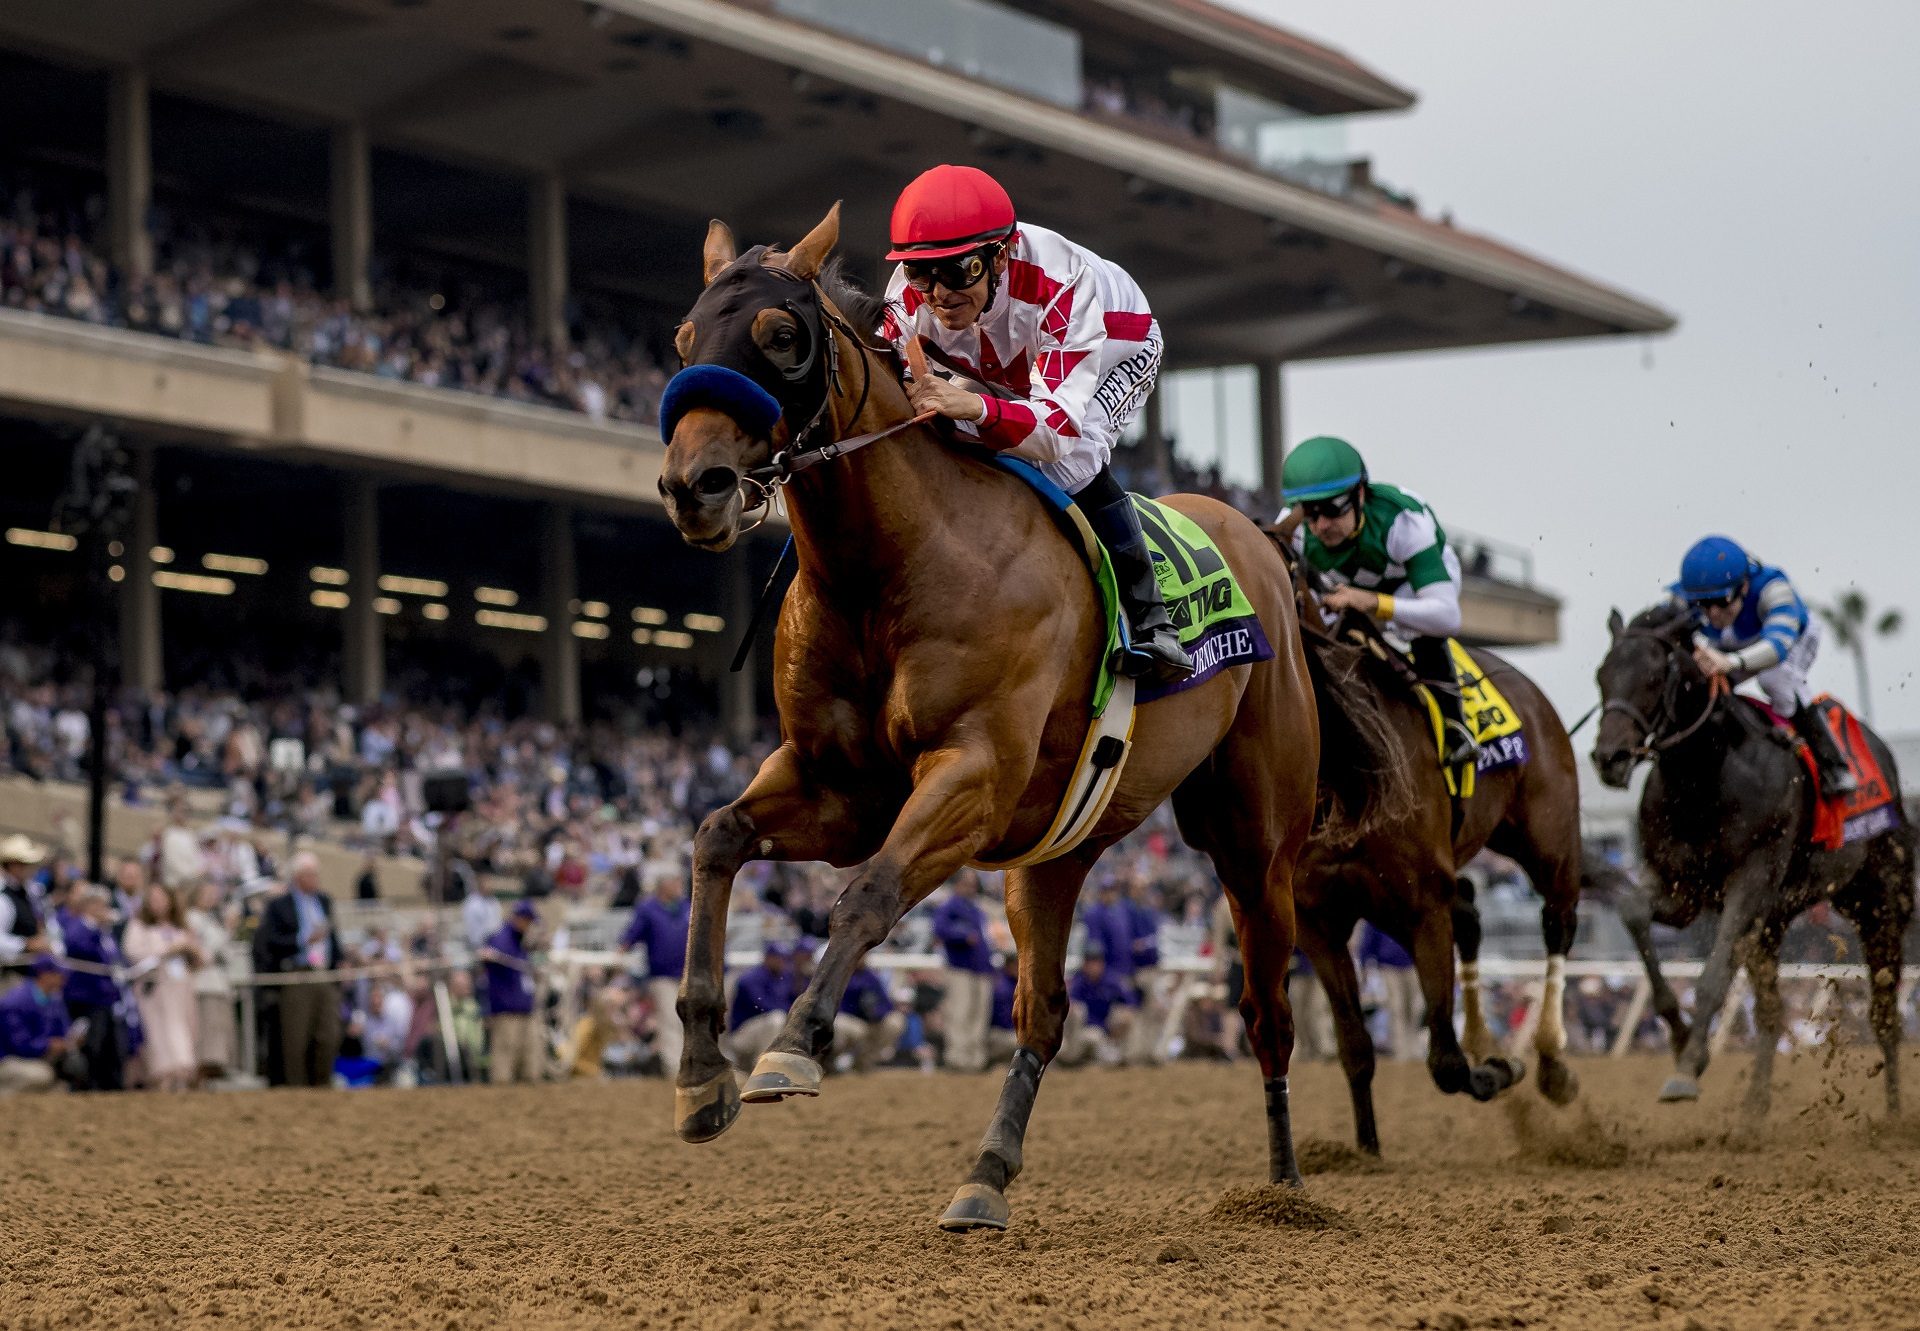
[
  {"xmin": 656, "ymin": 205, "xmax": 1407, "ymax": 1230},
  {"xmin": 1288, "ymin": 605, "xmax": 1584, "ymax": 1155},
  {"xmin": 1592, "ymin": 603, "xmax": 1914, "ymax": 1114}
]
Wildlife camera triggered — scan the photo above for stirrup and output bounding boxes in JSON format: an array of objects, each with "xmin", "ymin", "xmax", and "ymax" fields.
[
  {"xmin": 1441, "ymin": 721, "xmax": 1479, "ymax": 767},
  {"xmin": 1120, "ymin": 627, "xmax": 1194, "ymax": 684},
  {"xmin": 1820, "ymin": 764, "xmax": 1858, "ymax": 795}
]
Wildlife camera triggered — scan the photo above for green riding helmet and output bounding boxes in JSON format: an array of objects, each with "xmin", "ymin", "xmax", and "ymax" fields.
[{"xmin": 1280, "ymin": 435, "xmax": 1368, "ymax": 504}]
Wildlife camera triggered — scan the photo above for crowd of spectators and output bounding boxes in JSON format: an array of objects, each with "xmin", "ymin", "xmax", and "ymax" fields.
[{"xmin": 1, "ymin": 167, "xmax": 672, "ymax": 426}]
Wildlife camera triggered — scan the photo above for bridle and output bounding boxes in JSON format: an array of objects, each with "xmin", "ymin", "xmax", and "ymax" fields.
[
  {"xmin": 1600, "ymin": 627, "xmax": 1730, "ymax": 761},
  {"xmin": 731, "ymin": 278, "xmax": 929, "ymax": 531}
]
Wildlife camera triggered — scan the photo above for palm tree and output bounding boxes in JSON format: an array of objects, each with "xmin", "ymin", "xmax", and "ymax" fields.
[{"xmin": 1817, "ymin": 589, "xmax": 1904, "ymax": 723}]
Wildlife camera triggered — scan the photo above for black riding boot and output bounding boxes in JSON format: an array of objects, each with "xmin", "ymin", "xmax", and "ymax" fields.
[
  {"xmin": 1409, "ymin": 635, "xmax": 1478, "ymax": 768},
  {"xmin": 1080, "ymin": 486, "xmax": 1194, "ymax": 686},
  {"xmin": 1789, "ymin": 704, "xmax": 1857, "ymax": 795}
]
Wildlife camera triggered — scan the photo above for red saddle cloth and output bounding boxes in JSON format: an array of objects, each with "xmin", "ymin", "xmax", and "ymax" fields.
[{"xmin": 1739, "ymin": 694, "xmax": 1900, "ymax": 850}]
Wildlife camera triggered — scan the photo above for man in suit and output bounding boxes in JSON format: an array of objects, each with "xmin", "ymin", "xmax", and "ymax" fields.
[{"xmin": 258, "ymin": 850, "xmax": 344, "ymax": 1088}]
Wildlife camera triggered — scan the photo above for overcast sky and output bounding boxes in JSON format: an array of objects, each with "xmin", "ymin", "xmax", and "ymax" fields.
[{"xmin": 1202, "ymin": 0, "xmax": 1920, "ymax": 736}]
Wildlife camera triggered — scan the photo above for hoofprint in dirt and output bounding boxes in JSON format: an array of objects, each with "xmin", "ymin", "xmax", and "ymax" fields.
[{"xmin": 2, "ymin": 1053, "xmax": 1917, "ymax": 1331}]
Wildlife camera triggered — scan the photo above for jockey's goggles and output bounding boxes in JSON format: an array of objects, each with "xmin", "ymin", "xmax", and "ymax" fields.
[
  {"xmin": 1300, "ymin": 490, "xmax": 1359, "ymax": 522},
  {"xmin": 1693, "ymin": 589, "xmax": 1740, "ymax": 610},
  {"xmin": 902, "ymin": 247, "xmax": 995, "ymax": 294}
]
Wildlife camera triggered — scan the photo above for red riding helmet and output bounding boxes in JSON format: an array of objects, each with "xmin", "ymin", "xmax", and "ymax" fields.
[{"xmin": 886, "ymin": 165, "xmax": 1016, "ymax": 261}]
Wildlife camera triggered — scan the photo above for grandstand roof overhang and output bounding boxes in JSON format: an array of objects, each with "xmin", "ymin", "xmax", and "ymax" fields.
[{"xmin": 0, "ymin": 0, "xmax": 1674, "ymax": 366}]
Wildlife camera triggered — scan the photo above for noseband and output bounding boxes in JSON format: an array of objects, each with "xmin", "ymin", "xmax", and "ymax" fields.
[{"xmin": 1601, "ymin": 627, "xmax": 1730, "ymax": 762}]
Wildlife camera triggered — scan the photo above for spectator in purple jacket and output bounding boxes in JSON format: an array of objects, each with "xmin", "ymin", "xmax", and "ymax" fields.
[
  {"xmin": 1357, "ymin": 923, "xmax": 1422, "ymax": 1060},
  {"xmin": 833, "ymin": 964, "xmax": 903, "ymax": 1072},
  {"xmin": 1079, "ymin": 878, "xmax": 1136, "ymax": 987},
  {"xmin": 618, "ymin": 873, "xmax": 690, "ymax": 1077},
  {"xmin": 725, "ymin": 941, "xmax": 791, "ymax": 1069},
  {"xmin": 987, "ymin": 951, "xmax": 1020, "ymax": 1065},
  {"xmin": 932, "ymin": 871, "xmax": 994, "ymax": 1072},
  {"xmin": 56, "ymin": 884, "xmax": 125, "ymax": 1091},
  {"xmin": 0, "ymin": 957, "xmax": 70, "ymax": 1093},
  {"xmin": 1065, "ymin": 948, "xmax": 1135, "ymax": 1066},
  {"xmin": 478, "ymin": 900, "xmax": 542, "ymax": 1084}
]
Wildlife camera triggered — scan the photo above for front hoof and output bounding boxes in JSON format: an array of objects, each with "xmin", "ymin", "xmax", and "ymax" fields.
[
  {"xmin": 938, "ymin": 1183, "xmax": 1011, "ymax": 1232},
  {"xmin": 1536, "ymin": 1055, "xmax": 1579, "ymax": 1106},
  {"xmin": 741, "ymin": 1051, "xmax": 823, "ymax": 1103},
  {"xmin": 1658, "ymin": 1074, "xmax": 1701, "ymax": 1103},
  {"xmin": 675, "ymin": 1069, "xmax": 742, "ymax": 1143},
  {"xmin": 1467, "ymin": 1057, "xmax": 1526, "ymax": 1103}
]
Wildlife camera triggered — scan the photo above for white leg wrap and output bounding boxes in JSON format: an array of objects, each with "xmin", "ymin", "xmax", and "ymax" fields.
[{"xmin": 1535, "ymin": 954, "xmax": 1568, "ymax": 1056}]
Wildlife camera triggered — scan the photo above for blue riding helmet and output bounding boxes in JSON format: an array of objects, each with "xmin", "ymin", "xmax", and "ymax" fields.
[{"xmin": 1672, "ymin": 535, "xmax": 1754, "ymax": 602}]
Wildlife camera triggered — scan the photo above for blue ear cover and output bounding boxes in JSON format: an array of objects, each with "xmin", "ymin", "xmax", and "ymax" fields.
[{"xmin": 658, "ymin": 364, "xmax": 782, "ymax": 443}]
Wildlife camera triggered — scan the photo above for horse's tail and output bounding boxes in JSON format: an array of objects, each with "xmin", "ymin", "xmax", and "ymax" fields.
[{"xmin": 1300, "ymin": 627, "xmax": 1419, "ymax": 850}]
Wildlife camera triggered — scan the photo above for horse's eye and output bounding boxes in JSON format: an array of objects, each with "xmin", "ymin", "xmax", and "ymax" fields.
[{"xmin": 770, "ymin": 328, "xmax": 794, "ymax": 350}]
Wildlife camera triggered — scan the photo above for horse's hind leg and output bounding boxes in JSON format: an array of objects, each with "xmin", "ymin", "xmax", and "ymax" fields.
[
  {"xmin": 1297, "ymin": 910, "xmax": 1382, "ymax": 1155},
  {"xmin": 1619, "ymin": 877, "xmax": 1695, "ymax": 1057},
  {"xmin": 940, "ymin": 855, "xmax": 1088, "ymax": 1232},
  {"xmin": 1509, "ymin": 843, "xmax": 1583, "ymax": 1106},
  {"xmin": 1836, "ymin": 833, "xmax": 1915, "ymax": 1117},
  {"xmin": 1452, "ymin": 876, "xmax": 1496, "ymax": 1063},
  {"xmin": 1410, "ymin": 894, "xmax": 1521, "ymax": 1102}
]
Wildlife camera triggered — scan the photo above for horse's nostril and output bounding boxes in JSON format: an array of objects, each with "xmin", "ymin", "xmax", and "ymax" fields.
[{"xmin": 695, "ymin": 467, "xmax": 739, "ymax": 499}]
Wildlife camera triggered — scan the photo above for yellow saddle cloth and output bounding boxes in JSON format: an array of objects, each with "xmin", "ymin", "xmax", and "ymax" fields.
[{"xmin": 1417, "ymin": 640, "xmax": 1528, "ymax": 799}]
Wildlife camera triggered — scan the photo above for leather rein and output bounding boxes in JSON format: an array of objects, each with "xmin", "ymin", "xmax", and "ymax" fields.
[
  {"xmin": 1602, "ymin": 627, "xmax": 1730, "ymax": 760},
  {"xmin": 734, "ymin": 287, "xmax": 933, "ymax": 530}
]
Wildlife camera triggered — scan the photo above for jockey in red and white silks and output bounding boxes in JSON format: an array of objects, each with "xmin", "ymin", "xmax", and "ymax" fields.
[{"xmin": 876, "ymin": 163, "xmax": 1187, "ymax": 684}]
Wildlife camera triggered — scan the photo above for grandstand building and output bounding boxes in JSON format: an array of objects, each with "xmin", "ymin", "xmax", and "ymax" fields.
[{"xmin": 0, "ymin": 0, "xmax": 1674, "ymax": 737}]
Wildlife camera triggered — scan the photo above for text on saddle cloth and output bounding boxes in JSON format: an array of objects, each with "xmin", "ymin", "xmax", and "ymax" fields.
[{"xmin": 1415, "ymin": 641, "xmax": 1529, "ymax": 800}]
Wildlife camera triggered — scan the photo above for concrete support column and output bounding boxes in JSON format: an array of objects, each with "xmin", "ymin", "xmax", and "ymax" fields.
[
  {"xmin": 528, "ymin": 174, "xmax": 569, "ymax": 350},
  {"xmin": 1255, "ymin": 358, "xmax": 1286, "ymax": 504},
  {"xmin": 106, "ymin": 67, "xmax": 153, "ymax": 279},
  {"xmin": 330, "ymin": 122, "xmax": 373, "ymax": 313},
  {"xmin": 343, "ymin": 478, "xmax": 383, "ymax": 705},
  {"xmin": 720, "ymin": 555, "xmax": 755, "ymax": 749},
  {"xmin": 541, "ymin": 504, "xmax": 581, "ymax": 725},
  {"xmin": 119, "ymin": 445, "xmax": 162, "ymax": 693},
  {"xmin": 1140, "ymin": 388, "xmax": 1171, "ymax": 492}
]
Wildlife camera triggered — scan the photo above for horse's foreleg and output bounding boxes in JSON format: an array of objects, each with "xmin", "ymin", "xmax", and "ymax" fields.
[
  {"xmin": 1619, "ymin": 879, "xmax": 1692, "ymax": 1056},
  {"xmin": 1532, "ymin": 888, "xmax": 1582, "ymax": 1106},
  {"xmin": 1298, "ymin": 916, "xmax": 1382, "ymax": 1156},
  {"xmin": 745, "ymin": 742, "xmax": 1000, "ymax": 1102},
  {"xmin": 676, "ymin": 746, "xmax": 855, "ymax": 1142},
  {"xmin": 1739, "ymin": 923, "xmax": 1787, "ymax": 1119},
  {"xmin": 1662, "ymin": 873, "xmax": 1773, "ymax": 1102},
  {"xmin": 940, "ymin": 856, "xmax": 1087, "ymax": 1232},
  {"xmin": 1411, "ymin": 897, "xmax": 1519, "ymax": 1102}
]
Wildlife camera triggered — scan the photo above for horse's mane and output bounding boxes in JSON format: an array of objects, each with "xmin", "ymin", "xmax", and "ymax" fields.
[{"xmin": 818, "ymin": 257, "xmax": 887, "ymax": 341}]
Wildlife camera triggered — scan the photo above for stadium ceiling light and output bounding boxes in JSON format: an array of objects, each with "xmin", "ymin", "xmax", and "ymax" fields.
[
  {"xmin": 572, "ymin": 621, "xmax": 611, "ymax": 640},
  {"xmin": 5, "ymin": 528, "xmax": 77, "ymax": 552},
  {"xmin": 203, "ymin": 553, "xmax": 268, "ymax": 576},
  {"xmin": 631, "ymin": 628, "xmax": 652, "ymax": 645},
  {"xmin": 310, "ymin": 566, "xmax": 350, "ymax": 586},
  {"xmin": 632, "ymin": 606, "xmax": 668, "ymax": 625},
  {"xmin": 311, "ymin": 590, "xmax": 350, "ymax": 610},
  {"xmin": 379, "ymin": 574, "xmax": 449, "ymax": 597},
  {"xmin": 108, "ymin": 565, "xmax": 125, "ymax": 583},
  {"xmin": 423, "ymin": 603, "xmax": 450, "ymax": 621},
  {"xmin": 154, "ymin": 571, "xmax": 235, "ymax": 596},
  {"xmin": 374, "ymin": 597, "xmax": 402, "ymax": 616},
  {"xmin": 580, "ymin": 600, "xmax": 610, "ymax": 619},
  {"xmin": 151, "ymin": 546, "xmax": 174, "ymax": 565},
  {"xmin": 684, "ymin": 613, "xmax": 726, "ymax": 632},
  {"xmin": 476, "ymin": 586, "xmax": 519, "ymax": 606},
  {"xmin": 476, "ymin": 609, "xmax": 548, "ymax": 633},
  {"xmin": 653, "ymin": 630, "xmax": 695, "ymax": 650},
  {"xmin": 108, "ymin": 541, "xmax": 124, "ymax": 557}
]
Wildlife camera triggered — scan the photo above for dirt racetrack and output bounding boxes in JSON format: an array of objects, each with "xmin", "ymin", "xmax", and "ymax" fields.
[{"xmin": 6, "ymin": 1049, "xmax": 1920, "ymax": 1331}]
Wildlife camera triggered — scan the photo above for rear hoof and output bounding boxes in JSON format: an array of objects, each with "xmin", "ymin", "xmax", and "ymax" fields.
[
  {"xmin": 1537, "ymin": 1055, "xmax": 1579, "ymax": 1106},
  {"xmin": 938, "ymin": 1183, "xmax": 1011, "ymax": 1232},
  {"xmin": 675, "ymin": 1069, "xmax": 742, "ymax": 1143},
  {"xmin": 1658, "ymin": 1074, "xmax": 1701, "ymax": 1103},
  {"xmin": 741, "ymin": 1051, "xmax": 823, "ymax": 1103}
]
